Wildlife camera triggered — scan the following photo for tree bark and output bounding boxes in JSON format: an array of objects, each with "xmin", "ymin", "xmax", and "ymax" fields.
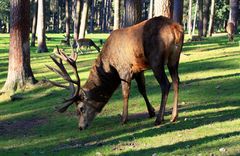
[
  {"xmin": 73, "ymin": 0, "xmax": 81, "ymax": 45},
  {"xmin": 125, "ymin": 0, "xmax": 142, "ymax": 27},
  {"xmin": 99, "ymin": 0, "xmax": 104, "ymax": 31},
  {"xmin": 79, "ymin": 0, "xmax": 89, "ymax": 39},
  {"xmin": 154, "ymin": 0, "xmax": 173, "ymax": 18},
  {"xmin": 208, "ymin": 0, "xmax": 215, "ymax": 36},
  {"xmin": 1, "ymin": 0, "xmax": 37, "ymax": 94},
  {"xmin": 31, "ymin": 0, "xmax": 38, "ymax": 47},
  {"xmin": 148, "ymin": 0, "xmax": 153, "ymax": 19},
  {"xmin": 113, "ymin": 0, "xmax": 120, "ymax": 30},
  {"xmin": 107, "ymin": 0, "xmax": 111, "ymax": 30},
  {"xmin": 90, "ymin": 0, "xmax": 95, "ymax": 32},
  {"xmin": 103, "ymin": 0, "xmax": 107, "ymax": 32},
  {"xmin": 192, "ymin": 0, "xmax": 198, "ymax": 35},
  {"xmin": 53, "ymin": 12, "xmax": 59, "ymax": 33},
  {"xmin": 37, "ymin": 0, "xmax": 48, "ymax": 52},
  {"xmin": 203, "ymin": 0, "xmax": 210, "ymax": 37},
  {"xmin": 65, "ymin": 0, "xmax": 70, "ymax": 45},
  {"xmin": 229, "ymin": 0, "xmax": 239, "ymax": 33},
  {"xmin": 198, "ymin": 0, "xmax": 203, "ymax": 37},
  {"xmin": 188, "ymin": 0, "xmax": 192, "ymax": 35},
  {"xmin": 173, "ymin": 0, "xmax": 183, "ymax": 25}
]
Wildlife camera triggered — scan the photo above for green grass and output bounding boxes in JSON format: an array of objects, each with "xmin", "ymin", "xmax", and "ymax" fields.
[{"xmin": 0, "ymin": 33, "xmax": 240, "ymax": 156}]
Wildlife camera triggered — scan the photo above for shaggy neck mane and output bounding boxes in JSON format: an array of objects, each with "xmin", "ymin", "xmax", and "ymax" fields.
[{"xmin": 82, "ymin": 55, "xmax": 121, "ymax": 111}]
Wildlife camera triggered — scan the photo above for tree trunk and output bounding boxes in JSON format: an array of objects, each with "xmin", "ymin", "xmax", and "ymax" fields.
[
  {"xmin": 65, "ymin": 0, "xmax": 70, "ymax": 45},
  {"xmin": 103, "ymin": 0, "xmax": 107, "ymax": 32},
  {"xmin": 79, "ymin": 0, "xmax": 89, "ymax": 39},
  {"xmin": 203, "ymin": 0, "xmax": 210, "ymax": 37},
  {"xmin": 188, "ymin": 0, "xmax": 192, "ymax": 35},
  {"xmin": 173, "ymin": 0, "xmax": 183, "ymax": 25},
  {"xmin": 154, "ymin": 0, "xmax": 173, "ymax": 18},
  {"xmin": 53, "ymin": 12, "xmax": 59, "ymax": 33},
  {"xmin": 106, "ymin": 0, "xmax": 111, "ymax": 31},
  {"xmin": 73, "ymin": 0, "xmax": 81, "ymax": 45},
  {"xmin": 113, "ymin": 0, "xmax": 120, "ymax": 30},
  {"xmin": 1, "ymin": 0, "xmax": 37, "ymax": 94},
  {"xmin": 37, "ymin": 0, "xmax": 48, "ymax": 52},
  {"xmin": 229, "ymin": 0, "xmax": 239, "ymax": 33},
  {"xmin": 31, "ymin": 0, "xmax": 38, "ymax": 47},
  {"xmin": 208, "ymin": 0, "xmax": 215, "ymax": 36},
  {"xmin": 99, "ymin": 0, "xmax": 104, "ymax": 31},
  {"xmin": 125, "ymin": 0, "xmax": 142, "ymax": 27},
  {"xmin": 148, "ymin": 0, "xmax": 154, "ymax": 19},
  {"xmin": 198, "ymin": 0, "xmax": 203, "ymax": 37},
  {"xmin": 192, "ymin": 0, "xmax": 198, "ymax": 35},
  {"xmin": 90, "ymin": 0, "xmax": 95, "ymax": 33}
]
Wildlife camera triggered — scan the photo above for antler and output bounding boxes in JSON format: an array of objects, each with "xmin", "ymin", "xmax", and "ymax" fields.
[{"xmin": 46, "ymin": 47, "xmax": 81, "ymax": 113}]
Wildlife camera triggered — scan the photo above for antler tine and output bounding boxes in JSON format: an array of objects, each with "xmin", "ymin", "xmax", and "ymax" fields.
[
  {"xmin": 47, "ymin": 47, "xmax": 82, "ymax": 113},
  {"xmin": 56, "ymin": 99, "xmax": 75, "ymax": 113},
  {"xmin": 46, "ymin": 65, "xmax": 76, "ymax": 84},
  {"xmin": 44, "ymin": 78, "xmax": 69, "ymax": 89},
  {"xmin": 55, "ymin": 48, "xmax": 81, "ymax": 94}
]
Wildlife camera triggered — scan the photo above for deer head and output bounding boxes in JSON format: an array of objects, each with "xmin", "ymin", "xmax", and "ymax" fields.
[{"xmin": 46, "ymin": 47, "xmax": 98, "ymax": 130}]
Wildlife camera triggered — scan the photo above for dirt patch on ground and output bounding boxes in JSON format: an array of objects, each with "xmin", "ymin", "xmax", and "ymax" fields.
[{"xmin": 0, "ymin": 117, "xmax": 47, "ymax": 137}]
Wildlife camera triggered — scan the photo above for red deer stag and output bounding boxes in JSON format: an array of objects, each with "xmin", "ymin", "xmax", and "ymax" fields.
[
  {"xmin": 47, "ymin": 16, "xmax": 184, "ymax": 130},
  {"xmin": 226, "ymin": 22, "xmax": 235, "ymax": 42}
]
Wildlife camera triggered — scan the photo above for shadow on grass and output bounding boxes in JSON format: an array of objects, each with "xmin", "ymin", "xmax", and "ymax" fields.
[
  {"xmin": 117, "ymin": 131, "xmax": 240, "ymax": 156},
  {"xmin": 47, "ymin": 98, "xmax": 240, "ymax": 155}
]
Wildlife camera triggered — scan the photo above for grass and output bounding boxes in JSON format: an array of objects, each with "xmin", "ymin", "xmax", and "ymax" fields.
[{"xmin": 0, "ymin": 33, "xmax": 240, "ymax": 156}]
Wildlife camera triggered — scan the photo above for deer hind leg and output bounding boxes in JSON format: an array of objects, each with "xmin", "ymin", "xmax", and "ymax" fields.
[
  {"xmin": 168, "ymin": 63, "xmax": 179, "ymax": 122},
  {"xmin": 135, "ymin": 72, "xmax": 155, "ymax": 117},
  {"xmin": 152, "ymin": 65, "xmax": 170, "ymax": 125}
]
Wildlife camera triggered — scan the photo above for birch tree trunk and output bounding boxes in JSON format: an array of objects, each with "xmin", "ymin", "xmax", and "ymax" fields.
[
  {"xmin": 79, "ymin": 0, "xmax": 89, "ymax": 38},
  {"xmin": 37, "ymin": 0, "xmax": 48, "ymax": 52},
  {"xmin": 192, "ymin": 0, "xmax": 198, "ymax": 35},
  {"xmin": 148, "ymin": 0, "xmax": 153, "ymax": 19},
  {"xmin": 113, "ymin": 0, "xmax": 120, "ymax": 30},
  {"xmin": 208, "ymin": 0, "xmax": 215, "ymax": 36},
  {"xmin": 65, "ymin": 0, "xmax": 70, "ymax": 45},
  {"xmin": 188, "ymin": 0, "xmax": 192, "ymax": 36}
]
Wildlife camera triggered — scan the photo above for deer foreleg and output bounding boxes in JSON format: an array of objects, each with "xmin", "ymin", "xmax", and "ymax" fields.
[
  {"xmin": 135, "ymin": 72, "xmax": 155, "ymax": 117},
  {"xmin": 120, "ymin": 72, "xmax": 132, "ymax": 124}
]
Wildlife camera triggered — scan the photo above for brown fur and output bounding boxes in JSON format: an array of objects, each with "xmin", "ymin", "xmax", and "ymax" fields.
[
  {"xmin": 226, "ymin": 22, "xmax": 235, "ymax": 42},
  {"xmin": 51, "ymin": 16, "xmax": 184, "ymax": 130},
  {"xmin": 75, "ymin": 16, "xmax": 184, "ymax": 129}
]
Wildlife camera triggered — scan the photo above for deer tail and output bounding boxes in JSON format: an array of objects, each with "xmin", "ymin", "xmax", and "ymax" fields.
[{"xmin": 172, "ymin": 23, "xmax": 184, "ymax": 45}]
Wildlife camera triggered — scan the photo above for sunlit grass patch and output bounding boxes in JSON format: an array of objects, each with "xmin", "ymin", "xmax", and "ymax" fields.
[{"xmin": 0, "ymin": 33, "xmax": 240, "ymax": 155}]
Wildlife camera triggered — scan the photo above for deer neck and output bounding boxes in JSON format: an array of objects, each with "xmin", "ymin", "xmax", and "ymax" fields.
[{"xmin": 82, "ymin": 57, "xmax": 120, "ymax": 112}]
